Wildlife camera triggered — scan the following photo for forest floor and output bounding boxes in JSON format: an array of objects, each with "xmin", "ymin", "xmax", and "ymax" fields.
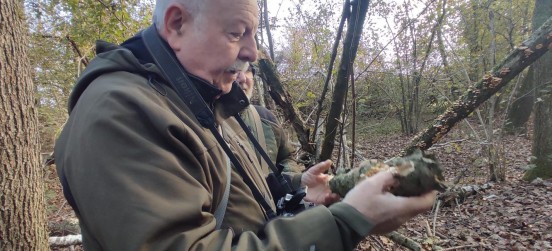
[
  {"xmin": 353, "ymin": 120, "xmax": 552, "ymax": 251},
  {"xmin": 45, "ymin": 119, "xmax": 552, "ymax": 250}
]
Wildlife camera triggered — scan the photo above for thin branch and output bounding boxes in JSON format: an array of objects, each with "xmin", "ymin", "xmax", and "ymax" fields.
[
  {"xmin": 95, "ymin": 0, "xmax": 129, "ymax": 30},
  {"xmin": 350, "ymin": 65, "xmax": 357, "ymax": 168},
  {"xmin": 441, "ymin": 244, "xmax": 480, "ymax": 251},
  {"xmin": 262, "ymin": 0, "xmax": 275, "ymax": 60},
  {"xmin": 65, "ymin": 35, "xmax": 89, "ymax": 66},
  {"xmin": 354, "ymin": 0, "xmax": 438, "ymax": 80},
  {"xmin": 312, "ymin": 0, "xmax": 349, "ymax": 144},
  {"xmin": 403, "ymin": 15, "xmax": 552, "ymax": 155}
]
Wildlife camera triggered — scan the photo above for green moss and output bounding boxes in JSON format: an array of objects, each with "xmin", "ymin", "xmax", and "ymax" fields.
[{"xmin": 523, "ymin": 161, "xmax": 552, "ymax": 181}]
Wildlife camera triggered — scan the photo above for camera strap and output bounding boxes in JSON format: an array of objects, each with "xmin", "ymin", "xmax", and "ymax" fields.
[
  {"xmin": 234, "ymin": 115, "xmax": 292, "ymax": 193},
  {"xmin": 142, "ymin": 25, "xmax": 277, "ymax": 220}
]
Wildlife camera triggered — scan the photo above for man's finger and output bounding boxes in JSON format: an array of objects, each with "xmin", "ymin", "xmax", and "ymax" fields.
[
  {"xmin": 400, "ymin": 190, "xmax": 438, "ymax": 215},
  {"xmin": 365, "ymin": 171, "xmax": 397, "ymax": 190},
  {"xmin": 309, "ymin": 159, "xmax": 332, "ymax": 174}
]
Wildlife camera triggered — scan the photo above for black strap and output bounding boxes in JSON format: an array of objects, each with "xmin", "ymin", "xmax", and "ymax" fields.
[
  {"xmin": 142, "ymin": 25, "xmax": 277, "ymax": 220},
  {"xmin": 235, "ymin": 115, "xmax": 292, "ymax": 193}
]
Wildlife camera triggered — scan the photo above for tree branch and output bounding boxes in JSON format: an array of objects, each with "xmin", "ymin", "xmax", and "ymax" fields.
[
  {"xmin": 258, "ymin": 48, "xmax": 314, "ymax": 153},
  {"xmin": 403, "ymin": 15, "xmax": 552, "ymax": 155}
]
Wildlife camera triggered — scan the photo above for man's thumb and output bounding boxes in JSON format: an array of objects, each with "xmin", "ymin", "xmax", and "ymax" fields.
[{"xmin": 310, "ymin": 159, "xmax": 332, "ymax": 174}]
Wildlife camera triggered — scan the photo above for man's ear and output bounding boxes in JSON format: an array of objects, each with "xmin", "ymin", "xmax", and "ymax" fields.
[{"xmin": 160, "ymin": 4, "xmax": 192, "ymax": 51}]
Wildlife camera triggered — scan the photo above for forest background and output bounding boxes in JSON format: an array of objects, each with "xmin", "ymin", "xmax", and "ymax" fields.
[{"xmin": 1, "ymin": 0, "xmax": 551, "ymax": 250}]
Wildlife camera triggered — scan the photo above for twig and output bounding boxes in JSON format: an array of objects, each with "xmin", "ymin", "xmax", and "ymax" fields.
[
  {"xmin": 435, "ymin": 231, "xmax": 447, "ymax": 239},
  {"xmin": 385, "ymin": 231, "xmax": 423, "ymax": 251},
  {"xmin": 427, "ymin": 139, "xmax": 468, "ymax": 150},
  {"xmin": 369, "ymin": 236, "xmax": 385, "ymax": 251},
  {"xmin": 425, "ymin": 220, "xmax": 433, "ymax": 237},
  {"xmin": 54, "ymin": 200, "xmax": 67, "ymax": 218},
  {"xmin": 440, "ymin": 244, "xmax": 480, "ymax": 251},
  {"xmin": 432, "ymin": 200, "xmax": 441, "ymax": 237}
]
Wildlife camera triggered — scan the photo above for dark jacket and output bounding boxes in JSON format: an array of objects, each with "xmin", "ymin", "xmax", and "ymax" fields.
[
  {"xmin": 240, "ymin": 104, "xmax": 302, "ymax": 173},
  {"xmin": 54, "ymin": 35, "xmax": 373, "ymax": 250}
]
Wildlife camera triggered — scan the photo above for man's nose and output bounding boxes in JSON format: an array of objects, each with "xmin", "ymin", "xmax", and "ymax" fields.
[{"xmin": 239, "ymin": 36, "xmax": 258, "ymax": 62}]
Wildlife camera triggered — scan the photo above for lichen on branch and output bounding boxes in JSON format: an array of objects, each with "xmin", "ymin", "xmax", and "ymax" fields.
[{"xmin": 329, "ymin": 149, "xmax": 448, "ymax": 197}]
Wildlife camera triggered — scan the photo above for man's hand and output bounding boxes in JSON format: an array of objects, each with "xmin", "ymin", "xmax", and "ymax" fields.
[
  {"xmin": 343, "ymin": 171, "xmax": 437, "ymax": 234},
  {"xmin": 301, "ymin": 160, "xmax": 341, "ymax": 205}
]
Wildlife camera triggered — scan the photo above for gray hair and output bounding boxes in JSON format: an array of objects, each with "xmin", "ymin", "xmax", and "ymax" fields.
[{"xmin": 153, "ymin": 0, "xmax": 205, "ymax": 31}]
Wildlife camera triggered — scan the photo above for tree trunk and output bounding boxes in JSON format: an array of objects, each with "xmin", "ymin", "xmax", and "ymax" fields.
[
  {"xmin": 262, "ymin": 0, "xmax": 275, "ymax": 61},
  {"xmin": 525, "ymin": 85, "xmax": 552, "ymax": 180},
  {"xmin": 0, "ymin": 0, "xmax": 49, "ymax": 249},
  {"xmin": 505, "ymin": 67, "xmax": 535, "ymax": 134},
  {"xmin": 466, "ymin": 0, "xmax": 484, "ymax": 82},
  {"xmin": 408, "ymin": 2, "xmax": 446, "ymax": 134},
  {"xmin": 506, "ymin": 0, "xmax": 551, "ymax": 133},
  {"xmin": 403, "ymin": 14, "xmax": 552, "ymax": 155},
  {"xmin": 258, "ymin": 48, "xmax": 314, "ymax": 154},
  {"xmin": 319, "ymin": 0, "xmax": 370, "ymax": 161},
  {"xmin": 312, "ymin": 0, "xmax": 349, "ymax": 148},
  {"xmin": 525, "ymin": 0, "xmax": 552, "ymax": 181},
  {"xmin": 485, "ymin": 5, "xmax": 505, "ymax": 182}
]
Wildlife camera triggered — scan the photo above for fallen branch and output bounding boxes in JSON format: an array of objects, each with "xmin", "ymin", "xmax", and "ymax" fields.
[
  {"xmin": 327, "ymin": 14, "xmax": 552, "ymax": 201},
  {"xmin": 438, "ymin": 183, "xmax": 494, "ymax": 206},
  {"xmin": 440, "ymin": 244, "xmax": 480, "ymax": 251},
  {"xmin": 258, "ymin": 49, "xmax": 314, "ymax": 154},
  {"xmin": 329, "ymin": 150, "xmax": 447, "ymax": 198},
  {"xmin": 403, "ymin": 15, "xmax": 552, "ymax": 155},
  {"xmin": 385, "ymin": 231, "xmax": 423, "ymax": 251},
  {"xmin": 49, "ymin": 234, "xmax": 82, "ymax": 247},
  {"xmin": 48, "ymin": 217, "xmax": 80, "ymax": 236}
]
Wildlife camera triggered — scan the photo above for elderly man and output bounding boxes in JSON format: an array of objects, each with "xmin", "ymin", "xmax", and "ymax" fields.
[
  {"xmin": 238, "ymin": 64, "xmax": 302, "ymax": 173},
  {"xmin": 54, "ymin": 0, "xmax": 437, "ymax": 250}
]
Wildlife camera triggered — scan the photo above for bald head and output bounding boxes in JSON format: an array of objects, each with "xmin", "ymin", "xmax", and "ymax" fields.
[
  {"xmin": 153, "ymin": 0, "xmax": 259, "ymax": 94},
  {"xmin": 153, "ymin": 0, "xmax": 205, "ymax": 31}
]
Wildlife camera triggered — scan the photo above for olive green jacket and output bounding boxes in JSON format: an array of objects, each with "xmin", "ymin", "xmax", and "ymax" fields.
[
  {"xmin": 54, "ymin": 36, "xmax": 373, "ymax": 251},
  {"xmin": 240, "ymin": 105, "xmax": 302, "ymax": 173}
]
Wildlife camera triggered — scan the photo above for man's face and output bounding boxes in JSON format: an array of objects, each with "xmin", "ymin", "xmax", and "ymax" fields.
[
  {"xmin": 171, "ymin": 0, "xmax": 259, "ymax": 94},
  {"xmin": 238, "ymin": 70, "xmax": 254, "ymax": 99}
]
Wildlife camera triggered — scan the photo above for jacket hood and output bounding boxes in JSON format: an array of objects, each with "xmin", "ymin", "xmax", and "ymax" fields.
[
  {"xmin": 67, "ymin": 31, "xmax": 246, "ymax": 115},
  {"xmin": 68, "ymin": 38, "xmax": 156, "ymax": 113}
]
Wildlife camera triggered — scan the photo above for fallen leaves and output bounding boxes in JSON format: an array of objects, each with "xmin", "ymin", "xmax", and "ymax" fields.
[{"xmin": 355, "ymin": 120, "xmax": 552, "ymax": 250}]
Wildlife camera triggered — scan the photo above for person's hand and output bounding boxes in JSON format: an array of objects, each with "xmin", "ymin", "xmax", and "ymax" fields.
[
  {"xmin": 301, "ymin": 160, "xmax": 341, "ymax": 205},
  {"xmin": 343, "ymin": 171, "xmax": 437, "ymax": 234}
]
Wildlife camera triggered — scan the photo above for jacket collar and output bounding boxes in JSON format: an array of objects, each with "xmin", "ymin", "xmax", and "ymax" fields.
[{"xmin": 120, "ymin": 32, "xmax": 249, "ymax": 117}]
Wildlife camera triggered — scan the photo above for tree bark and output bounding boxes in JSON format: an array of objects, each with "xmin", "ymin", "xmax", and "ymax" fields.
[
  {"xmin": 262, "ymin": 0, "xmax": 275, "ymax": 61},
  {"xmin": 0, "ymin": 0, "xmax": 50, "ymax": 249},
  {"xmin": 319, "ymin": 0, "xmax": 371, "ymax": 161},
  {"xmin": 403, "ymin": 14, "xmax": 552, "ymax": 155},
  {"xmin": 505, "ymin": 67, "xmax": 535, "ymax": 134},
  {"xmin": 505, "ymin": 0, "xmax": 551, "ymax": 133},
  {"xmin": 258, "ymin": 49, "xmax": 314, "ymax": 153},
  {"xmin": 526, "ymin": 87, "xmax": 552, "ymax": 180},
  {"xmin": 524, "ymin": 0, "xmax": 552, "ymax": 181}
]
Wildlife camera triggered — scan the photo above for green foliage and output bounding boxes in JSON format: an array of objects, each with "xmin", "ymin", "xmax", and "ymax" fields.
[
  {"xmin": 25, "ymin": 0, "xmax": 539, "ymax": 160},
  {"xmin": 353, "ymin": 117, "xmax": 403, "ymax": 139},
  {"xmin": 25, "ymin": 0, "xmax": 154, "ymax": 152},
  {"xmin": 274, "ymin": 0, "xmax": 341, "ymax": 116}
]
